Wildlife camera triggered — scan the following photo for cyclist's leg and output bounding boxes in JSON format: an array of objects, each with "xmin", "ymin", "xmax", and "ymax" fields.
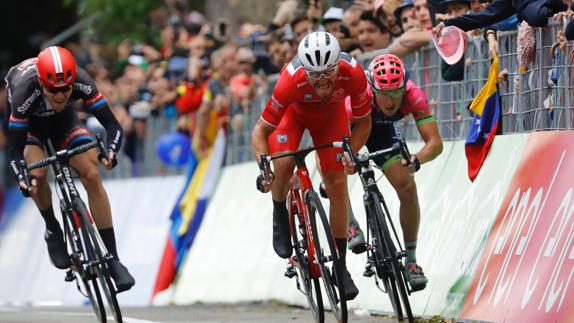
[
  {"xmin": 377, "ymin": 126, "xmax": 427, "ymax": 289},
  {"xmin": 60, "ymin": 119, "xmax": 134, "ymax": 291},
  {"xmin": 307, "ymin": 103, "xmax": 359, "ymax": 299},
  {"xmin": 26, "ymin": 121, "xmax": 70, "ymax": 269},
  {"xmin": 267, "ymin": 105, "xmax": 304, "ymax": 258}
]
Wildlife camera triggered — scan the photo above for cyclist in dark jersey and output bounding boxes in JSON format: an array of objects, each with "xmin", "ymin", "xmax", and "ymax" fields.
[
  {"xmin": 6, "ymin": 46, "xmax": 135, "ymax": 292},
  {"xmin": 346, "ymin": 54, "xmax": 443, "ymax": 291}
]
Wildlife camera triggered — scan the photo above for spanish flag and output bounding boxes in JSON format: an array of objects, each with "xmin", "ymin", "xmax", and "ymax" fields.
[{"xmin": 465, "ymin": 55, "xmax": 501, "ymax": 182}]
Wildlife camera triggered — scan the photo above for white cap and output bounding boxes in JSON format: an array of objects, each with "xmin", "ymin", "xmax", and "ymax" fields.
[{"xmin": 322, "ymin": 7, "xmax": 344, "ymax": 23}]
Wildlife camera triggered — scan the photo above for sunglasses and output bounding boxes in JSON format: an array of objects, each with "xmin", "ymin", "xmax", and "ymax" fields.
[
  {"xmin": 44, "ymin": 85, "xmax": 72, "ymax": 94},
  {"xmin": 305, "ymin": 66, "xmax": 339, "ymax": 80},
  {"xmin": 372, "ymin": 86, "xmax": 405, "ymax": 98}
]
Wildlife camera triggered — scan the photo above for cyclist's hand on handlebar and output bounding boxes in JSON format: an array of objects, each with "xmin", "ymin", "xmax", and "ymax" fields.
[
  {"xmin": 401, "ymin": 154, "xmax": 421, "ymax": 174},
  {"xmin": 99, "ymin": 149, "xmax": 118, "ymax": 170},
  {"xmin": 341, "ymin": 152, "xmax": 356, "ymax": 175},
  {"xmin": 256, "ymin": 172, "xmax": 274, "ymax": 193}
]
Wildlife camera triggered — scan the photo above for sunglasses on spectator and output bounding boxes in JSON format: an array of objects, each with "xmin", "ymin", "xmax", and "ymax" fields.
[
  {"xmin": 43, "ymin": 85, "xmax": 73, "ymax": 94},
  {"xmin": 372, "ymin": 86, "xmax": 405, "ymax": 98},
  {"xmin": 305, "ymin": 65, "xmax": 339, "ymax": 80}
]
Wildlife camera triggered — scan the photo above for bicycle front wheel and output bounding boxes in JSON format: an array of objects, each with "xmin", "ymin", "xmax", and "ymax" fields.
[
  {"xmin": 306, "ymin": 190, "xmax": 347, "ymax": 323},
  {"xmin": 73, "ymin": 197, "xmax": 123, "ymax": 323},
  {"xmin": 371, "ymin": 194, "xmax": 413, "ymax": 323},
  {"xmin": 290, "ymin": 190, "xmax": 324, "ymax": 323},
  {"xmin": 63, "ymin": 208, "xmax": 106, "ymax": 322}
]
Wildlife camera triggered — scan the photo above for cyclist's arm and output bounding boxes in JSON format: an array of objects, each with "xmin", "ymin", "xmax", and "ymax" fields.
[
  {"xmin": 350, "ymin": 113, "xmax": 371, "ymax": 155},
  {"xmin": 90, "ymin": 101, "xmax": 123, "ymax": 153},
  {"xmin": 251, "ymin": 119, "xmax": 275, "ymax": 163},
  {"xmin": 415, "ymin": 121, "xmax": 443, "ymax": 164}
]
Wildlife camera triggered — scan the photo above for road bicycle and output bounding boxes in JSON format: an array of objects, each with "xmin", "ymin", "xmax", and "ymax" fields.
[
  {"xmin": 258, "ymin": 142, "xmax": 349, "ymax": 323},
  {"xmin": 340, "ymin": 136, "xmax": 416, "ymax": 323},
  {"xmin": 22, "ymin": 134, "xmax": 123, "ymax": 323}
]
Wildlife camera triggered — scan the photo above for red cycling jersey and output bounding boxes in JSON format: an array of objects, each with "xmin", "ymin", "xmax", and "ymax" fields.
[{"xmin": 262, "ymin": 53, "xmax": 370, "ymax": 172}]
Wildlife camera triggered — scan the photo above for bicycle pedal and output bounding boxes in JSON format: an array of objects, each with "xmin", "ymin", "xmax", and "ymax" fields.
[
  {"xmin": 285, "ymin": 266, "xmax": 297, "ymax": 279},
  {"xmin": 64, "ymin": 270, "xmax": 76, "ymax": 282}
]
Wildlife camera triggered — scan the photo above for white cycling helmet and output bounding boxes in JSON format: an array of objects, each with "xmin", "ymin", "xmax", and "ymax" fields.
[{"xmin": 297, "ymin": 31, "xmax": 341, "ymax": 72}]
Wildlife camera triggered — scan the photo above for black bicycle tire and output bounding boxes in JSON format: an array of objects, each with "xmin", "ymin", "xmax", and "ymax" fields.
[
  {"xmin": 366, "ymin": 199, "xmax": 402, "ymax": 319},
  {"xmin": 73, "ymin": 197, "xmax": 123, "ymax": 323},
  {"xmin": 63, "ymin": 207, "xmax": 106, "ymax": 322},
  {"xmin": 290, "ymin": 191, "xmax": 325, "ymax": 323},
  {"xmin": 371, "ymin": 194, "xmax": 414, "ymax": 323},
  {"xmin": 307, "ymin": 190, "xmax": 348, "ymax": 323}
]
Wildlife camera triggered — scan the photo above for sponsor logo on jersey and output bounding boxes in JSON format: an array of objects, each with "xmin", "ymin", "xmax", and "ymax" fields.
[
  {"xmin": 331, "ymin": 88, "xmax": 345, "ymax": 98},
  {"xmin": 17, "ymin": 58, "xmax": 38, "ymax": 75},
  {"xmin": 304, "ymin": 93, "xmax": 313, "ymax": 101},
  {"xmin": 74, "ymin": 83, "xmax": 93, "ymax": 95},
  {"xmin": 297, "ymin": 81, "xmax": 309, "ymax": 88},
  {"xmin": 336, "ymin": 152, "xmax": 343, "ymax": 162},
  {"xmin": 277, "ymin": 134, "xmax": 288, "ymax": 143},
  {"xmin": 338, "ymin": 76, "xmax": 350, "ymax": 81},
  {"xmin": 17, "ymin": 89, "xmax": 41, "ymax": 114},
  {"xmin": 270, "ymin": 95, "xmax": 284, "ymax": 110}
]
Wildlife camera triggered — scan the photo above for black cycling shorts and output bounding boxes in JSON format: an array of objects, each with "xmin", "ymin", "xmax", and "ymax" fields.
[
  {"xmin": 26, "ymin": 109, "xmax": 92, "ymax": 151},
  {"xmin": 365, "ymin": 122, "xmax": 403, "ymax": 170}
]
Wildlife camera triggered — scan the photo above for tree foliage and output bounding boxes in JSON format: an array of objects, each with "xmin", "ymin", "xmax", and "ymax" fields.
[{"xmin": 64, "ymin": 0, "xmax": 165, "ymax": 45}]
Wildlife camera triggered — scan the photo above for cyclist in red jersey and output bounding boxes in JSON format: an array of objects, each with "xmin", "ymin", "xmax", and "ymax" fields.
[
  {"xmin": 347, "ymin": 54, "xmax": 443, "ymax": 291},
  {"xmin": 251, "ymin": 31, "xmax": 372, "ymax": 300}
]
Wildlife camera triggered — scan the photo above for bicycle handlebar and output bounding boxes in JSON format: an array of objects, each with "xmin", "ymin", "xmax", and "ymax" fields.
[
  {"xmin": 27, "ymin": 134, "xmax": 106, "ymax": 171},
  {"xmin": 338, "ymin": 136, "xmax": 414, "ymax": 170}
]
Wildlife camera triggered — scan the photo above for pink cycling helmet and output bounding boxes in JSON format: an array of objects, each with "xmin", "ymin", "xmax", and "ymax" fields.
[{"xmin": 367, "ymin": 54, "xmax": 405, "ymax": 92}]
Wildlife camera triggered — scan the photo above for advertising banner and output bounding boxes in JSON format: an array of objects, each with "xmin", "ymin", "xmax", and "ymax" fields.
[{"xmin": 460, "ymin": 131, "xmax": 574, "ymax": 323}]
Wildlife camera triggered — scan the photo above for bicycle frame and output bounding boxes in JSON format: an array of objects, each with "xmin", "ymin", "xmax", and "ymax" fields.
[{"xmin": 288, "ymin": 163, "xmax": 322, "ymax": 279}]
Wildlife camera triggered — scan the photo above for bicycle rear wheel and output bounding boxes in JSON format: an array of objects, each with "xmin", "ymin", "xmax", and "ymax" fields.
[
  {"xmin": 306, "ymin": 190, "xmax": 347, "ymax": 323},
  {"xmin": 73, "ymin": 197, "xmax": 123, "ymax": 323},
  {"xmin": 63, "ymin": 207, "xmax": 106, "ymax": 322},
  {"xmin": 371, "ymin": 194, "xmax": 413, "ymax": 323},
  {"xmin": 289, "ymin": 190, "xmax": 324, "ymax": 323}
]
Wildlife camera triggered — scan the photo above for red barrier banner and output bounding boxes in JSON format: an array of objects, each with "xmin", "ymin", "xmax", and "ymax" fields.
[{"xmin": 459, "ymin": 132, "xmax": 574, "ymax": 323}]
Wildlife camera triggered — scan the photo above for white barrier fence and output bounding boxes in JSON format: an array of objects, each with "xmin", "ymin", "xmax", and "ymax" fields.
[{"xmin": 0, "ymin": 176, "xmax": 184, "ymax": 307}]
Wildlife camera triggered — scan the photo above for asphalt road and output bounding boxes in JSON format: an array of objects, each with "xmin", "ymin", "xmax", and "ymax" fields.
[{"xmin": 0, "ymin": 302, "xmax": 404, "ymax": 323}]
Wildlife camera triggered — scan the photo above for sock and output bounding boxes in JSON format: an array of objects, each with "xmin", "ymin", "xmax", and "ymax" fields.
[
  {"xmin": 405, "ymin": 241, "xmax": 417, "ymax": 265},
  {"xmin": 40, "ymin": 205, "xmax": 60, "ymax": 232},
  {"xmin": 99, "ymin": 227, "xmax": 119, "ymax": 260},
  {"xmin": 348, "ymin": 205, "xmax": 358, "ymax": 228},
  {"xmin": 335, "ymin": 238, "xmax": 347, "ymax": 263},
  {"xmin": 272, "ymin": 199, "xmax": 287, "ymax": 214}
]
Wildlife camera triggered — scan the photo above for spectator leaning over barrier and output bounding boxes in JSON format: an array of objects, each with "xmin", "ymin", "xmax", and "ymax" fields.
[
  {"xmin": 356, "ymin": 10, "xmax": 393, "ymax": 66},
  {"xmin": 195, "ymin": 45, "xmax": 239, "ymax": 156},
  {"xmin": 379, "ymin": 0, "xmax": 434, "ymax": 59},
  {"xmin": 395, "ymin": 0, "xmax": 421, "ymax": 32},
  {"xmin": 432, "ymin": 0, "xmax": 568, "ymax": 35}
]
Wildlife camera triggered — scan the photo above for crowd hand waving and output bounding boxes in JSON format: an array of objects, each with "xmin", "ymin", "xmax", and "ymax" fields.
[
  {"xmin": 273, "ymin": 0, "xmax": 298, "ymax": 26},
  {"xmin": 354, "ymin": 0, "xmax": 375, "ymax": 11},
  {"xmin": 307, "ymin": 0, "xmax": 323, "ymax": 22},
  {"xmin": 432, "ymin": 22, "xmax": 446, "ymax": 38}
]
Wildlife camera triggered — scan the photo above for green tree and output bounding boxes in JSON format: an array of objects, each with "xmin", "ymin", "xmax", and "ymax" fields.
[{"xmin": 64, "ymin": 0, "xmax": 166, "ymax": 45}]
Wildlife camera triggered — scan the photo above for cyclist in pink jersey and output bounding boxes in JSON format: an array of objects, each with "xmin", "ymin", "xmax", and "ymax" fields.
[{"xmin": 347, "ymin": 54, "xmax": 443, "ymax": 291}]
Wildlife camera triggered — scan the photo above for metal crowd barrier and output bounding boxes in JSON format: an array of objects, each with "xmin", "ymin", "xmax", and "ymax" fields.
[{"xmin": 224, "ymin": 21, "xmax": 574, "ymax": 166}]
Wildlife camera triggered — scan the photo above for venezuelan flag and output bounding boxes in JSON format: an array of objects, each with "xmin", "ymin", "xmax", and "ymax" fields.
[{"xmin": 465, "ymin": 55, "xmax": 501, "ymax": 182}]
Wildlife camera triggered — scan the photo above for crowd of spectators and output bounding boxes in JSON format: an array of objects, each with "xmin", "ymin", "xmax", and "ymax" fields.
[{"xmin": 1, "ymin": 0, "xmax": 574, "ymax": 190}]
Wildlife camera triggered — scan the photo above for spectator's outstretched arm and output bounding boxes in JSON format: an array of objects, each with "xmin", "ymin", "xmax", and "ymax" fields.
[
  {"xmin": 387, "ymin": 29, "xmax": 433, "ymax": 58},
  {"xmin": 442, "ymin": 0, "xmax": 515, "ymax": 32}
]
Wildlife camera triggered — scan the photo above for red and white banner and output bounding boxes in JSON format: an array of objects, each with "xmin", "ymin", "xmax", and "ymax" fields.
[{"xmin": 460, "ymin": 132, "xmax": 574, "ymax": 323}]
